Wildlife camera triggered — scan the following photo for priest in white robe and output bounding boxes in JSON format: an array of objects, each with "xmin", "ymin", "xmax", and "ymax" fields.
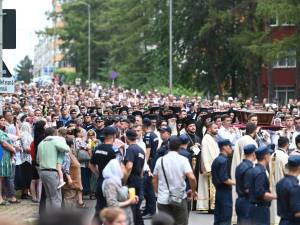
[
  {"xmin": 231, "ymin": 123, "xmax": 258, "ymax": 223},
  {"xmin": 197, "ymin": 122, "xmax": 219, "ymax": 211},
  {"xmin": 270, "ymin": 137, "xmax": 289, "ymax": 225}
]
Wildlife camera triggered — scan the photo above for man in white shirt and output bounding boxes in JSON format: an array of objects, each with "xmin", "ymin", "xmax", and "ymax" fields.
[
  {"xmin": 217, "ymin": 114, "xmax": 241, "ymax": 145},
  {"xmin": 153, "ymin": 136, "xmax": 197, "ymax": 225}
]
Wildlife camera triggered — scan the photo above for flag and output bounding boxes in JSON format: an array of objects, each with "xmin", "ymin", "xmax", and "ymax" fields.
[{"xmin": 111, "ymin": 71, "xmax": 118, "ymax": 80}]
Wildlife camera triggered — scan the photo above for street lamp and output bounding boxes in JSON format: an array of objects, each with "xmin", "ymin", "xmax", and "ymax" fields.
[
  {"xmin": 68, "ymin": 1, "xmax": 91, "ymax": 83},
  {"xmin": 169, "ymin": 0, "xmax": 173, "ymax": 94}
]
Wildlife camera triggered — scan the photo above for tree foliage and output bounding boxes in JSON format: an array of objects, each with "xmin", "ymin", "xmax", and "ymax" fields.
[
  {"xmin": 43, "ymin": 0, "xmax": 300, "ymax": 98},
  {"xmin": 15, "ymin": 56, "xmax": 33, "ymax": 83}
]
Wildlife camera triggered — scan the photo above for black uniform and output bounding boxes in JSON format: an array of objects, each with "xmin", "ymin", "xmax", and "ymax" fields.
[
  {"xmin": 94, "ymin": 128, "xmax": 104, "ymax": 142},
  {"xmin": 125, "ymin": 144, "xmax": 145, "ymax": 225},
  {"xmin": 90, "ymin": 144, "xmax": 118, "ymax": 216},
  {"xmin": 83, "ymin": 123, "xmax": 95, "ymax": 131},
  {"xmin": 248, "ymin": 163, "xmax": 271, "ymax": 225},
  {"xmin": 143, "ymin": 131, "xmax": 158, "ymax": 216},
  {"xmin": 152, "ymin": 140, "xmax": 169, "ymax": 170},
  {"xmin": 276, "ymin": 175, "xmax": 300, "ymax": 225},
  {"xmin": 235, "ymin": 159, "xmax": 253, "ymax": 225},
  {"xmin": 143, "ymin": 131, "xmax": 159, "ymax": 168},
  {"xmin": 212, "ymin": 153, "xmax": 232, "ymax": 225}
]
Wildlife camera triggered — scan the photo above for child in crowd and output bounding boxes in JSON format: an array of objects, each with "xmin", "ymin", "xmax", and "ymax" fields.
[{"xmin": 57, "ymin": 127, "xmax": 69, "ymax": 189}]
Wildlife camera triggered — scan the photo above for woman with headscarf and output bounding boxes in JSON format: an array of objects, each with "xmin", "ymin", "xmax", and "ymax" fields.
[
  {"xmin": 102, "ymin": 159, "xmax": 138, "ymax": 225},
  {"xmin": 14, "ymin": 118, "xmax": 33, "ymax": 200}
]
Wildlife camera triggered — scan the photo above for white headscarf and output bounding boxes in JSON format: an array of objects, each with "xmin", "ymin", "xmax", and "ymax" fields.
[
  {"xmin": 102, "ymin": 159, "xmax": 123, "ymax": 190},
  {"xmin": 20, "ymin": 122, "xmax": 33, "ymax": 149}
]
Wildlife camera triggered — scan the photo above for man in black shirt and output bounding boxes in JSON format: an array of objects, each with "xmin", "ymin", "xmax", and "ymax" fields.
[
  {"xmin": 94, "ymin": 117, "xmax": 105, "ymax": 142},
  {"xmin": 89, "ymin": 126, "xmax": 118, "ymax": 221},
  {"xmin": 142, "ymin": 118, "xmax": 159, "ymax": 218},
  {"xmin": 125, "ymin": 129, "xmax": 145, "ymax": 225},
  {"xmin": 82, "ymin": 113, "xmax": 95, "ymax": 131},
  {"xmin": 152, "ymin": 126, "xmax": 172, "ymax": 169}
]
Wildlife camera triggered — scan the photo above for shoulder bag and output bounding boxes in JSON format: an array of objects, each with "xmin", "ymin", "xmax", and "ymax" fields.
[{"xmin": 161, "ymin": 157, "xmax": 185, "ymax": 206}]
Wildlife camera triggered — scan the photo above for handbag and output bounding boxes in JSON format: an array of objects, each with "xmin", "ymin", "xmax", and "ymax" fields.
[
  {"xmin": 76, "ymin": 149, "xmax": 91, "ymax": 162},
  {"xmin": 161, "ymin": 157, "xmax": 185, "ymax": 206},
  {"xmin": 0, "ymin": 144, "xmax": 3, "ymax": 161}
]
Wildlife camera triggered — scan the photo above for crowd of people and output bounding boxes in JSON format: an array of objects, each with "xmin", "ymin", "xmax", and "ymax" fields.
[{"xmin": 1, "ymin": 81, "xmax": 300, "ymax": 225}]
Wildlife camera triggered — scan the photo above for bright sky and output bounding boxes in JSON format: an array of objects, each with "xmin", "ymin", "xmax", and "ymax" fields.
[{"xmin": 3, "ymin": 0, "xmax": 52, "ymax": 73}]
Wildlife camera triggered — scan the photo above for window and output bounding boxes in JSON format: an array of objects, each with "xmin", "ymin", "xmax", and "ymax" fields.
[
  {"xmin": 273, "ymin": 51, "xmax": 296, "ymax": 68},
  {"xmin": 270, "ymin": 16, "xmax": 294, "ymax": 27},
  {"xmin": 275, "ymin": 87, "xmax": 295, "ymax": 105}
]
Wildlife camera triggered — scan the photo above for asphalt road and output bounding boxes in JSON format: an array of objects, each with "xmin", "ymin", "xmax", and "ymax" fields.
[{"xmin": 144, "ymin": 212, "xmax": 213, "ymax": 225}]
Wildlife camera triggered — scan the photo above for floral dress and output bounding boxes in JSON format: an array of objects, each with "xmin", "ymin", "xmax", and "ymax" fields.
[{"xmin": 0, "ymin": 130, "xmax": 12, "ymax": 177}]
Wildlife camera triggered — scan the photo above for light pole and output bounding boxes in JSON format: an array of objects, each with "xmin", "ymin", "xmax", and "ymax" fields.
[
  {"xmin": 169, "ymin": 0, "xmax": 173, "ymax": 94},
  {"xmin": 0, "ymin": 0, "xmax": 3, "ymax": 78},
  {"xmin": 69, "ymin": 1, "xmax": 91, "ymax": 83}
]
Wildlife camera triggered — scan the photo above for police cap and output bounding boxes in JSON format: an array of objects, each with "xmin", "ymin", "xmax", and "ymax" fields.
[
  {"xmin": 243, "ymin": 144, "xmax": 257, "ymax": 155},
  {"xmin": 179, "ymin": 134, "xmax": 190, "ymax": 145},
  {"xmin": 159, "ymin": 126, "xmax": 172, "ymax": 134},
  {"xmin": 143, "ymin": 118, "xmax": 152, "ymax": 127},
  {"xmin": 103, "ymin": 126, "xmax": 117, "ymax": 136},
  {"xmin": 255, "ymin": 146, "xmax": 273, "ymax": 157},
  {"xmin": 288, "ymin": 155, "xmax": 300, "ymax": 167},
  {"xmin": 126, "ymin": 129, "xmax": 138, "ymax": 140},
  {"xmin": 218, "ymin": 139, "xmax": 233, "ymax": 149}
]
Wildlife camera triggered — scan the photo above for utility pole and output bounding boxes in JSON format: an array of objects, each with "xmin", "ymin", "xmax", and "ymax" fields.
[
  {"xmin": 169, "ymin": 0, "xmax": 173, "ymax": 94},
  {"xmin": 0, "ymin": 0, "xmax": 3, "ymax": 78},
  {"xmin": 87, "ymin": 3, "xmax": 91, "ymax": 83}
]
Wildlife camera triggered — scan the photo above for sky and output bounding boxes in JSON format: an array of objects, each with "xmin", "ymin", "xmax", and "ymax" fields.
[{"xmin": 3, "ymin": 0, "xmax": 52, "ymax": 73}]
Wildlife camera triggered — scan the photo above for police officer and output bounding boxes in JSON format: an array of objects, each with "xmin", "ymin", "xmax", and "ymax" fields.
[
  {"xmin": 124, "ymin": 129, "xmax": 146, "ymax": 225},
  {"xmin": 248, "ymin": 146, "xmax": 277, "ymax": 225},
  {"xmin": 89, "ymin": 126, "xmax": 119, "ymax": 221},
  {"xmin": 276, "ymin": 155, "xmax": 300, "ymax": 225},
  {"xmin": 152, "ymin": 126, "xmax": 172, "ymax": 169},
  {"xmin": 212, "ymin": 139, "xmax": 236, "ymax": 225},
  {"xmin": 235, "ymin": 144, "xmax": 257, "ymax": 225},
  {"xmin": 142, "ymin": 118, "xmax": 159, "ymax": 218}
]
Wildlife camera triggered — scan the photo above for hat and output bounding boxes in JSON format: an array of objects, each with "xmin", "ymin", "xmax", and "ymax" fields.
[
  {"xmin": 185, "ymin": 118, "xmax": 196, "ymax": 127},
  {"xmin": 179, "ymin": 134, "xmax": 190, "ymax": 145},
  {"xmin": 159, "ymin": 126, "xmax": 172, "ymax": 134},
  {"xmin": 103, "ymin": 126, "xmax": 117, "ymax": 136},
  {"xmin": 132, "ymin": 111, "xmax": 143, "ymax": 117},
  {"xmin": 84, "ymin": 113, "xmax": 91, "ymax": 117},
  {"xmin": 243, "ymin": 144, "xmax": 257, "ymax": 154},
  {"xmin": 228, "ymin": 97, "xmax": 233, "ymax": 101},
  {"xmin": 143, "ymin": 118, "xmax": 152, "ymax": 127},
  {"xmin": 255, "ymin": 146, "xmax": 273, "ymax": 157},
  {"xmin": 218, "ymin": 139, "xmax": 233, "ymax": 149},
  {"xmin": 95, "ymin": 117, "xmax": 104, "ymax": 122},
  {"xmin": 126, "ymin": 129, "xmax": 138, "ymax": 139},
  {"xmin": 288, "ymin": 155, "xmax": 300, "ymax": 167}
]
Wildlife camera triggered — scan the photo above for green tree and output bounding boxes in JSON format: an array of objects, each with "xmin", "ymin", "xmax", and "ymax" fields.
[{"xmin": 15, "ymin": 56, "xmax": 33, "ymax": 83}]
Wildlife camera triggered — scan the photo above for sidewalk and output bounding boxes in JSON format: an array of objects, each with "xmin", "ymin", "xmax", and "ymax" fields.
[{"xmin": 0, "ymin": 198, "xmax": 96, "ymax": 224}]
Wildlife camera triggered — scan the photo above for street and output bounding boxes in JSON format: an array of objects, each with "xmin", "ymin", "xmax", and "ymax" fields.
[
  {"xmin": 144, "ymin": 212, "xmax": 213, "ymax": 225},
  {"xmin": 0, "ymin": 198, "xmax": 214, "ymax": 225}
]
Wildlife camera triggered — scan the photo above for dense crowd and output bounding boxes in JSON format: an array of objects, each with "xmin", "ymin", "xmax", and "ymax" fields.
[{"xmin": 1, "ymin": 81, "xmax": 300, "ymax": 225}]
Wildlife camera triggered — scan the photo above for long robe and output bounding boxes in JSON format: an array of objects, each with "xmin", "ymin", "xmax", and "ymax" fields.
[
  {"xmin": 269, "ymin": 149, "xmax": 288, "ymax": 225},
  {"xmin": 230, "ymin": 135, "xmax": 257, "ymax": 223},
  {"xmin": 196, "ymin": 133, "xmax": 219, "ymax": 211}
]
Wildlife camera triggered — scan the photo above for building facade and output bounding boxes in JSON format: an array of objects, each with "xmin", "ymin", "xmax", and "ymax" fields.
[
  {"xmin": 33, "ymin": 0, "xmax": 74, "ymax": 78},
  {"xmin": 261, "ymin": 21, "xmax": 297, "ymax": 105}
]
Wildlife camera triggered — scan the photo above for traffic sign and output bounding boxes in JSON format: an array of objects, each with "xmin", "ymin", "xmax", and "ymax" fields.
[
  {"xmin": 2, "ymin": 61, "xmax": 12, "ymax": 77},
  {"xmin": 0, "ymin": 77, "xmax": 15, "ymax": 93},
  {"xmin": 3, "ymin": 9, "xmax": 16, "ymax": 49}
]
